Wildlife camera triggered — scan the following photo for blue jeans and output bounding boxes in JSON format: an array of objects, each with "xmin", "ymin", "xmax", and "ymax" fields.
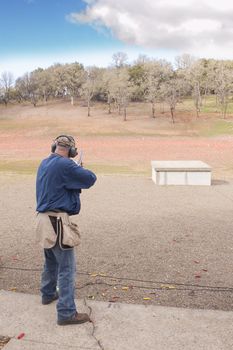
[{"xmin": 41, "ymin": 243, "xmax": 77, "ymax": 321}]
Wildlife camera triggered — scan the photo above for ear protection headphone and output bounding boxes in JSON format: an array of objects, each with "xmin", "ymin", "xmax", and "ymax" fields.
[{"xmin": 51, "ymin": 135, "xmax": 78, "ymax": 158}]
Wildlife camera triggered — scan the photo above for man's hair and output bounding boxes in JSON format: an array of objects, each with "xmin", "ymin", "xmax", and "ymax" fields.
[
  {"xmin": 51, "ymin": 135, "xmax": 78, "ymax": 158},
  {"xmin": 55, "ymin": 135, "xmax": 75, "ymax": 148}
]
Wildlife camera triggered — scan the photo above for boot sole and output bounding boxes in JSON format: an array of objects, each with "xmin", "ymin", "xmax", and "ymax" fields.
[{"xmin": 57, "ymin": 319, "xmax": 90, "ymax": 326}]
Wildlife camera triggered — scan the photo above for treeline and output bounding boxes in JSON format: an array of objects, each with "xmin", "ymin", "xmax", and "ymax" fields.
[{"xmin": 1, "ymin": 53, "xmax": 233, "ymax": 121}]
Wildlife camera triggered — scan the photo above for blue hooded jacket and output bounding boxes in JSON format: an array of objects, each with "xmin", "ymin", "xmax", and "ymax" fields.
[{"xmin": 36, "ymin": 153, "xmax": 97, "ymax": 215}]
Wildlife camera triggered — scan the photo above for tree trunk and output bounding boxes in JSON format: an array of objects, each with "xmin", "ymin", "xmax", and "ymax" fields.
[
  {"xmin": 170, "ymin": 107, "xmax": 175, "ymax": 123},
  {"xmin": 107, "ymin": 93, "xmax": 111, "ymax": 114},
  {"xmin": 151, "ymin": 102, "xmax": 155, "ymax": 118},
  {"xmin": 203, "ymin": 83, "xmax": 208, "ymax": 106},
  {"xmin": 194, "ymin": 82, "xmax": 201, "ymax": 117},
  {"xmin": 87, "ymin": 98, "xmax": 91, "ymax": 116},
  {"xmin": 195, "ymin": 99, "xmax": 200, "ymax": 118},
  {"xmin": 123, "ymin": 105, "xmax": 127, "ymax": 121},
  {"xmin": 161, "ymin": 102, "xmax": 165, "ymax": 114},
  {"xmin": 108, "ymin": 102, "xmax": 111, "ymax": 114},
  {"xmin": 32, "ymin": 95, "xmax": 37, "ymax": 107},
  {"xmin": 118, "ymin": 103, "xmax": 121, "ymax": 115},
  {"xmin": 71, "ymin": 96, "xmax": 74, "ymax": 106},
  {"xmin": 223, "ymin": 102, "xmax": 228, "ymax": 119},
  {"xmin": 198, "ymin": 88, "xmax": 203, "ymax": 108}
]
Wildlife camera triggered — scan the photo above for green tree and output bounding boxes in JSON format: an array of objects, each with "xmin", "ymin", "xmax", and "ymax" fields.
[{"xmin": 128, "ymin": 63, "xmax": 147, "ymax": 101}]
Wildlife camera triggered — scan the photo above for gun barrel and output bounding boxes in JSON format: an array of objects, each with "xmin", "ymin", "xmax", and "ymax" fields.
[{"xmin": 77, "ymin": 150, "xmax": 83, "ymax": 165}]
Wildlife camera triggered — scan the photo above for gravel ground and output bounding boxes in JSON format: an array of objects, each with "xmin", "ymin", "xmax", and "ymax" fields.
[{"xmin": 0, "ymin": 173, "xmax": 233, "ymax": 311}]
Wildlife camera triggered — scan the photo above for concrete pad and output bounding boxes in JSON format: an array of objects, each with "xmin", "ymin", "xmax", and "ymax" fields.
[
  {"xmin": 0, "ymin": 290, "xmax": 99, "ymax": 350},
  {"xmin": 87, "ymin": 300, "xmax": 233, "ymax": 350},
  {"xmin": 1, "ymin": 291, "xmax": 233, "ymax": 350},
  {"xmin": 3, "ymin": 339, "xmax": 92, "ymax": 350}
]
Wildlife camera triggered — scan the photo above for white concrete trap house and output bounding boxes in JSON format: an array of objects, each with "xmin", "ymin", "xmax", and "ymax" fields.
[{"xmin": 151, "ymin": 161, "xmax": 212, "ymax": 186}]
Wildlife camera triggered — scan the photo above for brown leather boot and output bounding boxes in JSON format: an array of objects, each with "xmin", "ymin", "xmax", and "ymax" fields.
[{"xmin": 57, "ymin": 312, "xmax": 91, "ymax": 326}]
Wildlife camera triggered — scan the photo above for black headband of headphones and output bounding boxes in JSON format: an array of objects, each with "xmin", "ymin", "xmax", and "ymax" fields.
[
  {"xmin": 51, "ymin": 135, "xmax": 78, "ymax": 158},
  {"xmin": 54, "ymin": 134, "xmax": 75, "ymax": 146}
]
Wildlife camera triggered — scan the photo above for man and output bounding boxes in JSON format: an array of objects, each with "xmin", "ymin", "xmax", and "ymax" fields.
[{"xmin": 36, "ymin": 135, "xmax": 97, "ymax": 326}]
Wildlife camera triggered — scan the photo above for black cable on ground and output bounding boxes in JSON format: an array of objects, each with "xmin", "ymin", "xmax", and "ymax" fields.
[
  {"xmin": 1, "ymin": 264, "xmax": 233, "ymax": 293},
  {"xmin": 75, "ymin": 280, "xmax": 233, "ymax": 293}
]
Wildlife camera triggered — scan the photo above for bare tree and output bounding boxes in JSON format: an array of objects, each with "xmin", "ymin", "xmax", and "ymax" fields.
[
  {"xmin": 81, "ymin": 67, "xmax": 103, "ymax": 116},
  {"xmin": 144, "ymin": 60, "xmax": 172, "ymax": 118},
  {"xmin": 108, "ymin": 67, "xmax": 132, "ymax": 121},
  {"xmin": 15, "ymin": 72, "xmax": 40, "ymax": 107},
  {"xmin": 102, "ymin": 68, "xmax": 116, "ymax": 114},
  {"xmin": 189, "ymin": 62, "xmax": 205, "ymax": 118},
  {"xmin": 51, "ymin": 63, "xmax": 68, "ymax": 98},
  {"xmin": 135, "ymin": 54, "xmax": 150, "ymax": 65},
  {"xmin": 0, "ymin": 71, "xmax": 14, "ymax": 106},
  {"xmin": 214, "ymin": 61, "xmax": 233, "ymax": 118},
  {"xmin": 175, "ymin": 58, "xmax": 211, "ymax": 118},
  {"xmin": 112, "ymin": 52, "xmax": 128, "ymax": 68},
  {"xmin": 160, "ymin": 72, "xmax": 184, "ymax": 124},
  {"xmin": 32, "ymin": 68, "xmax": 55, "ymax": 103},
  {"xmin": 175, "ymin": 53, "xmax": 195, "ymax": 70},
  {"xmin": 185, "ymin": 60, "xmax": 214, "ymax": 118},
  {"xmin": 63, "ymin": 62, "xmax": 85, "ymax": 105}
]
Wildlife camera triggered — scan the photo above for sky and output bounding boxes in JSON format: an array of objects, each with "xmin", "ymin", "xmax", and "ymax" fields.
[{"xmin": 1, "ymin": 0, "xmax": 233, "ymax": 79}]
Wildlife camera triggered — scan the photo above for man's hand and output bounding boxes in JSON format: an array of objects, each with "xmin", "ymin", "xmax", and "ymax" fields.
[{"xmin": 71, "ymin": 158, "xmax": 83, "ymax": 167}]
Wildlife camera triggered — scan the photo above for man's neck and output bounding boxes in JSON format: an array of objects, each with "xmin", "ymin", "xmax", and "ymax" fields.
[{"xmin": 54, "ymin": 151, "xmax": 69, "ymax": 158}]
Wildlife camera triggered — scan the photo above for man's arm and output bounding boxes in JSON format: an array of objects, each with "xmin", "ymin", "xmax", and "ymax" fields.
[{"xmin": 64, "ymin": 161, "xmax": 97, "ymax": 190}]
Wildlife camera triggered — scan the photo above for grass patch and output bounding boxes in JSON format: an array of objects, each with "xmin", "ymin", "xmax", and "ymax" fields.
[
  {"xmin": 199, "ymin": 120, "xmax": 233, "ymax": 137},
  {"xmin": 200, "ymin": 96, "xmax": 233, "ymax": 115},
  {"xmin": 78, "ymin": 131, "xmax": 137, "ymax": 137},
  {"xmin": 0, "ymin": 119, "xmax": 57, "ymax": 130},
  {"xmin": 85, "ymin": 163, "xmax": 149, "ymax": 176},
  {"xmin": 0, "ymin": 160, "xmax": 149, "ymax": 176},
  {"xmin": 0, "ymin": 160, "xmax": 40, "ymax": 174}
]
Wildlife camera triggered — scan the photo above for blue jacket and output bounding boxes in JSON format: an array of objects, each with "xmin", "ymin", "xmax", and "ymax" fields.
[{"xmin": 36, "ymin": 153, "xmax": 97, "ymax": 215}]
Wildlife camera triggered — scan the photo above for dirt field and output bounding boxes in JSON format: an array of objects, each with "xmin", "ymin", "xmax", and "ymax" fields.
[
  {"xmin": 0, "ymin": 101, "xmax": 233, "ymax": 311},
  {"xmin": 0, "ymin": 174, "xmax": 233, "ymax": 311},
  {"xmin": 1, "ymin": 101, "xmax": 233, "ymax": 179}
]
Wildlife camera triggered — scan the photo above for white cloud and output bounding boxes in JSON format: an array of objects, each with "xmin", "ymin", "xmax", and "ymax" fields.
[{"xmin": 68, "ymin": 0, "xmax": 233, "ymax": 58}]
